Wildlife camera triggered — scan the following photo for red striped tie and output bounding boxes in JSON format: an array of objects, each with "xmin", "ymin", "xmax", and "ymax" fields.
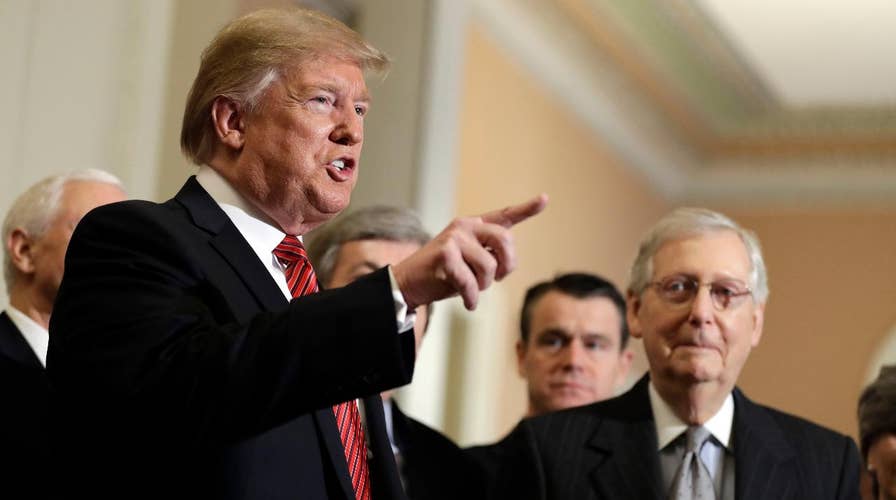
[{"xmin": 274, "ymin": 235, "xmax": 371, "ymax": 500}]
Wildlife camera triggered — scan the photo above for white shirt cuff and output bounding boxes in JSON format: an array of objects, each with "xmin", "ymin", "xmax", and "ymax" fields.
[{"xmin": 388, "ymin": 266, "xmax": 416, "ymax": 333}]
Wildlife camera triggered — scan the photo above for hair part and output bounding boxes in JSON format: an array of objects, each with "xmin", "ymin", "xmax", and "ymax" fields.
[
  {"xmin": 180, "ymin": 7, "xmax": 391, "ymax": 166},
  {"xmin": 2, "ymin": 169, "xmax": 125, "ymax": 293},
  {"xmin": 519, "ymin": 272, "xmax": 629, "ymax": 349},
  {"xmin": 627, "ymin": 207, "xmax": 769, "ymax": 303},
  {"xmin": 858, "ymin": 365, "xmax": 896, "ymax": 460}
]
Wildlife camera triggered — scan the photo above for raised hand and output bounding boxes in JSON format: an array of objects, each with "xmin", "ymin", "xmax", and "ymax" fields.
[{"xmin": 392, "ymin": 194, "xmax": 548, "ymax": 310}]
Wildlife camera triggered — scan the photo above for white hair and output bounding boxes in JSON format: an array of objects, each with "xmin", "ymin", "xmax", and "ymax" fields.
[
  {"xmin": 2, "ymin": 169, "xmax": 125, "ymax": 292},
  {"xmin": 628, "ymin": 207, "xmax": 769, "ymax": 303}
]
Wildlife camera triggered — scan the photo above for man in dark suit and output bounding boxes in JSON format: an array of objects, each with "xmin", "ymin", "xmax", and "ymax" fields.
[
  {"xmin": 495, "ymin": 208, "xmax": 860, "ymax": 499},
  {"xmin": 307, "ymin": 205, "xmax": 487, "ymax": 500},
  {"xmin": 0, "ymin": 169, "xmax": 125, "ymax": 498},
  {"xmin": 47, "ymin": 7, "xmax": 545, "ymax": 500},
  {"xmin": 466, "ymin": 273, "xmax": 632, "ymax": 478}
]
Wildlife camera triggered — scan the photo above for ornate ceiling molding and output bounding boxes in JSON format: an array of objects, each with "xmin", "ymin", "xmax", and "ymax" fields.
[{"xmin": 468, "ymin": 0, "xmax": 896, "ymax": 206}]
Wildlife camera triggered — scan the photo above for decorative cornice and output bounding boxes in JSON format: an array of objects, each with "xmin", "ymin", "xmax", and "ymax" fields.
[{"xmin": 468, "ymin": 0, "xmax": 896, "ymax": 206}]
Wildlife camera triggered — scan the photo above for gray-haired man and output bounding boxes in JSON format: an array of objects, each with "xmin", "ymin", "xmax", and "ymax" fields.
[
  {"xmin": 1, "ymin": 169, "xmax": 125, "ymax": 497},
  {"xmin": 495, "ymin": 207, "xmax": 860, "ymax": 500},
  {"xmin": 307, "ymin": 205, "xmax": 485, "ymax": 500}
]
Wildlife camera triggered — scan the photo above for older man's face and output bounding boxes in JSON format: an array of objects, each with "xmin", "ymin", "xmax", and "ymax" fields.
[
  {"xmin": 628, "ymin": 230, "xmax": 764, "ymax": 396},
  {"xmin": 235, "ymin": 56, "xmax": 368, "ymax": 232},
  {"xmin": 25, "ymin": 180, "xmax": 126, "ymax": 311}
]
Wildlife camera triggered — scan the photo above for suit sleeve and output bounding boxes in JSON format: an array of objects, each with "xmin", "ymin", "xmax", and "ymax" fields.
[
  {"xmin": 47, "ymin": 202, "xmax": 415, "ymax": 445},
  {"xmin": 491, "ymin": 420, "xmax": 547, "ymax": 500}
]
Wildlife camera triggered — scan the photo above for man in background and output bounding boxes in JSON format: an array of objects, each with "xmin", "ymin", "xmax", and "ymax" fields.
[
  {"xmin": 496, "ymin": 207, "xmax": 860, "ymax": 499},
  {"xmin": 307, "ymin": 205, "xmax": 485, "ymax": 500},
  {"xmin": 466, "ymin": 273, "xmax": 632, "ymax": 479},
  {"xmin": 1, "ymin": 169, "xmax": 125, "ymax": 497},
  {"xmin": 516, "ymin": 273, "xmax": 633, "ymax": 417},
  {"xmin": 858, "ymin": 365, "xmax": 896, "ymax": 500}
]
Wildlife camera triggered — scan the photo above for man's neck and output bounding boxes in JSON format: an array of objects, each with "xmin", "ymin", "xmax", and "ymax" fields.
[
  {"xmin": 9, "ymin": 289, "xmax": 51, "ymax": 330},
  {"xmin": 651, "ymin": 373, "xmax": 732, "ymax": 425}
]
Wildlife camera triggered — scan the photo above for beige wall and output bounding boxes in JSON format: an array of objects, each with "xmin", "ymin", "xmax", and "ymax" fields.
[
  {"xmin": 451, "ymin": 24, "xmax": 896, "ymax": 443},
  {"xmin": 452, "ymin": 25, "xmax": 670, "ymax": 441},
  {"xmin": 727, "ymin": 210, "xmax": 896, "ymax": 438}
]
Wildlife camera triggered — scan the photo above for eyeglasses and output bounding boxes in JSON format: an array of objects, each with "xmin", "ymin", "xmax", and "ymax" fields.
[{"xmin": 647, "ymin": 275, "xmax": 753, "ymax": 311}]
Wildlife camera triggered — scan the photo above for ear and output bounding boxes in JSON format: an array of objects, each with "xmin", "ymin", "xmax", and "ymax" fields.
[
  {"xmin": 750, "ymin": 302, "xmax": 766, "ymax": 347},
  {"xmin": 626, "ymin": 290, "xmax": 644, "ymax": 340},
  {"xmin": 211, "ymin": 96, "xmax": 246, "ymax": 151},
  {"xmin": 515, "ymin": 339, "xmax": 527, "ymax": 377},
  {"xmin": 7, "ymin": 228, "xmax": 36, "ymax": 275}
]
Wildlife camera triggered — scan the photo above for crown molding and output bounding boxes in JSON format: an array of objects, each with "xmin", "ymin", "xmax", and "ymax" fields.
[{"xmin": 467, "ymin": 0, "xmax": 896, "ymax": 207}]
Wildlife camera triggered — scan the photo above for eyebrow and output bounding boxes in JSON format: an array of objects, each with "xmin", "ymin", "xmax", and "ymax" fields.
[{"xmin": 306, "ymin": 83, "xmax": 371, "ymax": 103}]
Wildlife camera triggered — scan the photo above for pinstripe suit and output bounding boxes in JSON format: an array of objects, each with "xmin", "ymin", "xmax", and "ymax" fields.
[{"xmin": 495, "ymin": 376, "xmax": 861, "ymax": 500}]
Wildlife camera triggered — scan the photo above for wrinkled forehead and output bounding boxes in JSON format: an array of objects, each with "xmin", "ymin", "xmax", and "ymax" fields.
[{"xmin": 651, "ymin": 229, "xmax": 753, "ymax": 281}]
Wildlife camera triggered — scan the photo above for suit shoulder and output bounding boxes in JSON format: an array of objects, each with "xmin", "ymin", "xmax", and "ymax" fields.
[{"xmin": 756, "ymin": 401, "xmax": 853, "ymax": 446}]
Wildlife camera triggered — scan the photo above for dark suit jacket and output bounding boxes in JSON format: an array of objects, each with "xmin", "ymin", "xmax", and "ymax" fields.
[
  {"xmin": 0, "ymin": 312, "xmax": 51, "ymax": 498},
  {"xmin": 47, "ymin": 177, "xmax": 415, "ymax": 500},
  {"xmin": 495, "ymin": 375, "xmax": 861, "ymax": 500},
  {"xmin": 389, "ymin": 402, "xmax": 487, "ymax": 500}
]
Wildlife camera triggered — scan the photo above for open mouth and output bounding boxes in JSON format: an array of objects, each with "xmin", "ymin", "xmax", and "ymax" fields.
[{"xmin": 326, "ymin": 157, "xmax": 356, "ymax": 180}]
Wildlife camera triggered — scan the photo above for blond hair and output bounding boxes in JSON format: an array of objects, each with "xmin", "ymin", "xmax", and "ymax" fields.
[{"xmin": 180, "ymin": 7, "xmax": 390, "ymax": 165}]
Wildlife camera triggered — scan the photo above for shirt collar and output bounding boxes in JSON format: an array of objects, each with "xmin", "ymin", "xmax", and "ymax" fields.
[
  {"xmin": 648, "ymin": 380, "xmax": 734, "ymax": 450},
  {"xmin": 6, "ymin": 306, "xmax": 48, "ymax": 366},
  {"xmin": 195, "ymin": 166, "xmax": 291, "ymax": 264}
]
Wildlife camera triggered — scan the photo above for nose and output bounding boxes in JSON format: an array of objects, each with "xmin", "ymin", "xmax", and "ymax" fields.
[
  {"xmin": 330, "ymin": 106, "xmax": 363, "ymax": 146},
  {"xmin": 687, "ymin": 285, "xmax": 715, "ymax": 327},
  {"xmin": 560, "ymin": 339, "xmax": 587, "ymax": 371}
]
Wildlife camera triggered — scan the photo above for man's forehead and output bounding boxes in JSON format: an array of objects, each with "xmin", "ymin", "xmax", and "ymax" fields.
[
  {"xmin": 651, "ymin": 230, "xmax": 752, "ymax": 277},
  {"xmin": 284, "ymin": 58, "xmax": 370, "ymax": 98}
]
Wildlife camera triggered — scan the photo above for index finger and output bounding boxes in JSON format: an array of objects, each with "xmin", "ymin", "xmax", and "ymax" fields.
[{"xmin": 479, "ymin": 193, "xmax": 548, "ymax": 229}]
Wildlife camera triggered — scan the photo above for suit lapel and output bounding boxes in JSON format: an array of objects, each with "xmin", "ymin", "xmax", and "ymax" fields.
[
  {"xmin": 174, "ymin": 177, "xmax": 286, "ymax": 313},
  {"xmin": 587, "ymin": 376, "xmax": 664, "ymax": 500},
  {"xmin": 0, "ymin": 312, "xmax": 44, "ymax": 369},
  {"xmin": 732, "ymin": 388, "xmax": 797, "ymax": 499},
  {"xmin": 365, "ymin": 397, "xmax": 407, "ymax": 500}
]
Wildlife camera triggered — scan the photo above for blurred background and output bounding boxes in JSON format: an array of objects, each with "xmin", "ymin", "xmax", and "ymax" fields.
[{"xmin": 2, "ymin": 0, "xmax": 894, "ymax": 446}]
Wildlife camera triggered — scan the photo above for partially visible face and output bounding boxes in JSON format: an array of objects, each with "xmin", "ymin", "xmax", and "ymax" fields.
[
  {"xmin": 628, "ymin": 230, "xmax": 764, "ymax": 398},
  {"xmin": 26, "ymin": 180, "xmax": 126, "ymax": 311},
  {"xmin": 868, "ymin": 434, "xmax": 896, "ymax": 500},
  {"xmin": 327, "ymin": 239, "xmax": 428, "ymax": 350},
  {"xmin": 517, "ymin": 291, "xmax": 632, "ymax": 416},
  {"xmin": 231, "ymin": 56, "xmax": 369, "ymax": 234}
]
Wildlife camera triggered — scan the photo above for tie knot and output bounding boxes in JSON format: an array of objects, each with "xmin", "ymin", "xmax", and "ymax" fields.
[
  {"xmin": 273, "ymin": 235, "xmax": 308, "ymax": 266},
  {"xmin": 685, "ymin": 426, "xmax": 711, "ymax": 454}
]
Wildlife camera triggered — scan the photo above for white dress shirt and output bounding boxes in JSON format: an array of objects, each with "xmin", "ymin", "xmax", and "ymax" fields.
[
  {"xmin": 649, "ymin": 381, "xmax": 734, "ymax": 497},
  {"xmin": 195, "ymin": 166, "xmax": 415, "ymax": 331},
  {"xmin": 6, "ymin": 306, "xmax": 49, "ymax": 367}
]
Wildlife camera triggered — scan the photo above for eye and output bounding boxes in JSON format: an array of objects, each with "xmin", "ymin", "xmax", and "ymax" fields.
[
  {"xmin": 536, "ymin": 334, "xmax": 567, "ymax": 352},
  {"xmin": 354, "ymin": 105, "xmax": 367, "ymax": 117},
  {"xmin": 307, "ymin": 95, "xmax": 333, "ymax": 110},
  {"xmin": 582, "ymin": 338, "xmax": 608, "ymax": 351},
  {"xmin": 662, "ymin": 277, "xmax": 691, "ymax": 294}
]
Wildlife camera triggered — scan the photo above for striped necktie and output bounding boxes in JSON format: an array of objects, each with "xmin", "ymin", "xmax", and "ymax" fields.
[{"xmin": 274, "ymin": 235, "xmax": 371, "ymax": 500}]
